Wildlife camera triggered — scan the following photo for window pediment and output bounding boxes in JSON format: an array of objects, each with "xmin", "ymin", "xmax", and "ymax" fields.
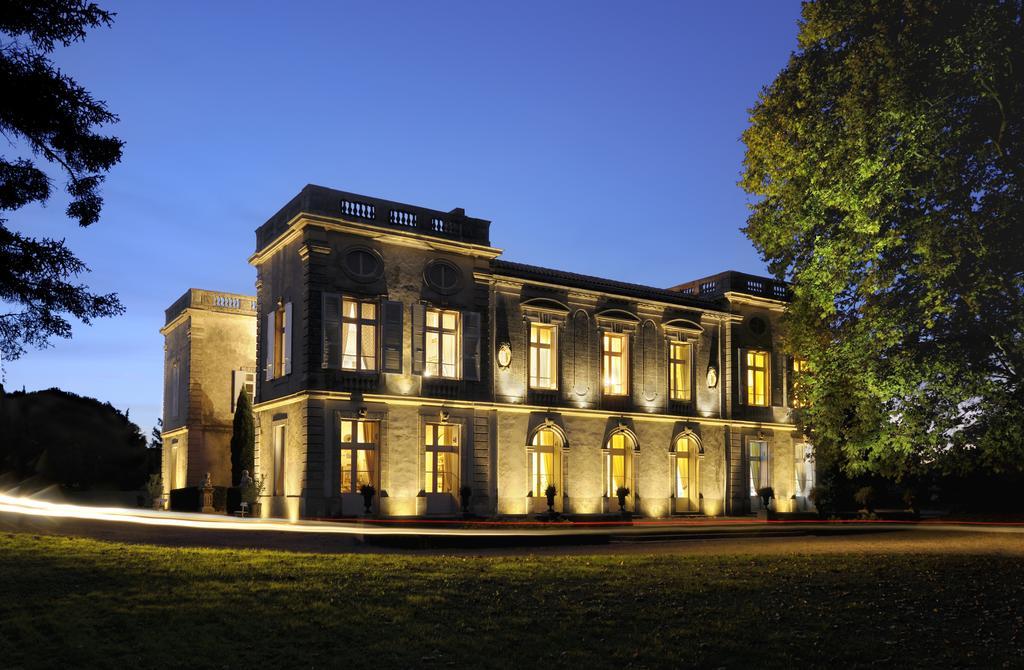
[
  {"xmin": 596, "ymin": 308, "xmax": 640, "ymax": 333},
  {"xmin": 521, "ymin": 297, "xmax": 570, "ymax": 325},
  {"xmin": 663, "ymin": 318, "xmax": 703, "ymax": 335}
]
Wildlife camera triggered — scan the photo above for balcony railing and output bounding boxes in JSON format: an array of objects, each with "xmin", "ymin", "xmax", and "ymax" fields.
[{"xmin": 256, "ymin": 185, "xmax": 492, "ymax": 251}]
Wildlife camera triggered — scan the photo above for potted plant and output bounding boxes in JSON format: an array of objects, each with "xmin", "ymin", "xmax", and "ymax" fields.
[
  {"xmin": 757, "ymin": 486, "xmax": 775, "ymax": 511},
  {"xmin": 459, "ymin": 485, "xmax": 473, "ymax": 515},
  {"xmin": 242, "ymin": 472, "xmax": 266, "ymax": 517},
  {"xmin": 359, "ymin": 483, "xmax": 376, "ymax": 514},
  {"xmin": 615, "ymin": 486, "xmax": 630, "ymax": 513},
  {"xmin": 145, "ymin": 473, "xmax": 163, "ymax": 510},
  {"xmin": 544, "ymin": 484, "xmax": 557, "ymax": 513}
]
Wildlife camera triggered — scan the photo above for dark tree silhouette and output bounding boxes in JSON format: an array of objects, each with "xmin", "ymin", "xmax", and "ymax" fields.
[
  {"xmin": 230, "ymin": 389, "xmax": 254, "ymax": 486},
  {"xmin": 0, "ymin": 1, "xmax": 125, "ymax": 365}
]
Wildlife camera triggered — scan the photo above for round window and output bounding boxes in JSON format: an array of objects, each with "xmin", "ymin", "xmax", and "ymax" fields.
[
  {"xmin": 342, "ymin": 247, "xmax": 383, "ymax": 283},
  {"xmin": 749, "ymin": 317, "xmax": 767, "ymax": 335},
  {"xmin": 423, "ymin": 259, "xmax": 463, "ymax": 295}
]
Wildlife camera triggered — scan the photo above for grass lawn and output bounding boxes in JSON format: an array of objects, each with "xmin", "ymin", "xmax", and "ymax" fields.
[{"xmin": 1, "ymin": 532, "xmax": 1022, "ymax": 668}]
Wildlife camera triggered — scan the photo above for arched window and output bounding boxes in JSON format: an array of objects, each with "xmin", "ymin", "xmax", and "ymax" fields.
[
  {"xmin": 528, "ymin": 428, "xmax": 562, "ymax": 496},
  {"xmin": 605, "ymin": 432, "xmax": 635, "ymax": 498},
  {"xmin": 673, "ymin": 434, "xmax": 700, "ymax": 512}
]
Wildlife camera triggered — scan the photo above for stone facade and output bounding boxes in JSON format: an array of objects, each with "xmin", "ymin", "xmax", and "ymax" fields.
[
  {"xmin": 160, "ymin": 289, "xmax": 256, "ymax": 492},
  {"xmin": 163, "ymin": 185, "xmax": 813, "ymax": 518}
]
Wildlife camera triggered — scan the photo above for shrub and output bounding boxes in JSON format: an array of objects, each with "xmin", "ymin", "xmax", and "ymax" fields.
[{"xmin": 854, "ymin": 485, "xmax": 876, "ymax": 512}]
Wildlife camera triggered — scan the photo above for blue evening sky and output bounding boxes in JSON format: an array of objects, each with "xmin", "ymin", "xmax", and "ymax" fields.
[{"xmin": 4, "ymin": 1, "xmax": 802, "ymax": 435}]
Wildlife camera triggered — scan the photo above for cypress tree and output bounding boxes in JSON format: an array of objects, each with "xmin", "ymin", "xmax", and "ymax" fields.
[{"xmin": 230, "ymin": 390, "xmax": 255, "ymax": 486}]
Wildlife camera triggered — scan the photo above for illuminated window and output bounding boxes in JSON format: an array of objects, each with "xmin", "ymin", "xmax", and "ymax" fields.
[
  {"xmin": 529, "ymin": 428, "xmax": 561, "ymax": 496},
  {"xmin": 605, "ymin": 432, "xmax": 634, "ymax": 497},
  {"xmin": 266, "ymin": 302, "xmax": 292, "ymax": 380},
  {"xmin": 341, "ymin": 298, "xmax": 377, "ymax": 371},
  {"xmin": 231, "ymin": 370, "xmax": 255, "ymax": 411},
  {"xmin": 794, "ymin": 443, "xmax": 814, "ymax": 498},
  {"xmin": 602, "ymin": 332, "xmax": 629, "ymax": 396},
  {"xmin": 748, "ymin": 440, "xmax": 769, "ymax": 496},
  {"xmin": 746, "ymin": 350, "xmax": 770, "ymax": 406},
  {"xmin": 425, "ymin": 308, "xmax": 460, "ymax": 378},
  {"xmin": 273, "ymin": 423, "xmax": 286, "ymax": 496},
  {"xmin": 339, "ymin": 419, "xmax": 378, "ymax": 493},
  {"xmin": 669, "ymin": 341, "xmax": 692, "ymax": 401},
  {"xmin": 424, "ymin": 423, "xmax": 460, "ymax": 494},
  {"xmin": 529, "ymin": 324, "xmax": 558, "ymax": 390},
  {"xmin": 273, "ymin": 304, "xmax": 285, "ymax": 377},
  {"xmin": 791, "ymin": 357, "xmax": 810, "ymax": 407}
]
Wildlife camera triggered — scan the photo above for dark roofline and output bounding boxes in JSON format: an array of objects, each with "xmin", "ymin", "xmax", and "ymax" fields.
[
  {"xmin": 254, "ymin": 184, "xmax": 492, "ymax": 253},
  {"xmin": 669, "ymin": 270, "xmax": 791, "ymax": 302},
  {"xmin": 491, "ymin": 260, "xmax": 716, "ymax": 310}
]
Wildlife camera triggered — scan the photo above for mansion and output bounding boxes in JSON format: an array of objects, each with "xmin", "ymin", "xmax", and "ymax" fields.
[{"xmin": 160, "ymin": 185, "xmax": 814, "ymax": 519}]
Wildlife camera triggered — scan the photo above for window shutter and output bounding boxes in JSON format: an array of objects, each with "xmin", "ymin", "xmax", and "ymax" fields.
[
  {"xmin": 382, "ymin": 300, "xmax": 404, "ymax": 373},
  {"xmin": 283, "ymin": 302, "xmax": 293, "ymax": 376},
  {"xmin": 411, "ymin": 303, "xmax": 426, "ymax": 374},
  {"xmin": 322, "ymin": 294, "xmax": 341, "ymax": 369},
  {"xmin": 232, "ymin": 370, "xmax": 245, "ymax": 411},
  {"xmin": 265, "ymin": 312, "xmax": 276, "ymax": 380},
  {"xmin": 771, "ymin": 351, "xmax": 783, "ymax": 407},
  {"xmin": 462, "ymin": 310, "xmax": 481, "ymax": 381},
  {"xmin": 736, "ymin": 348, "xmax": 746, "ymax": 405}
]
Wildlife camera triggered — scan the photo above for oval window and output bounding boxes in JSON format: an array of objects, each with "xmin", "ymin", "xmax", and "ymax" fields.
[
  {"xmin": 342, "ymin": 247, "xmax": 383, "ymax": 283},
  {"xmin": 423, "ymin": 259, "xmax": 463, "ymax": 295}
]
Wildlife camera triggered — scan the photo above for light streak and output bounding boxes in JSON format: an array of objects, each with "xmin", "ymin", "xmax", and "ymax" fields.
[{"xmin": 2, "ymin": 494, "xmax": 1022, "ymax": 539}]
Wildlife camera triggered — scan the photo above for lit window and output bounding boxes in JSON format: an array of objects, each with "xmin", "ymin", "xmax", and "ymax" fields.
[
  {"xmin": 605, "ymin": 432, "xmax": 633, "ymax": 497},
  {"xmin": 529, "ymin": 428, "xmax": 561, "ymax": 496},
  {"xmin": 529, "ymin": 323, "xmax": 558, "ymax": 390},
  {"xmin": 273, "ymin": 423, "xmax": 286, "ymax": 496},
  {"xmin": 273, "ymin": 304, "xmax": 286, "ymax": 377},
  {"xmin": 341, "ymin": 298, "xmax": 377, "ymax": 371},
  {"xmin": 266, "ymin": 302, "xmax": 292, "ymax": 380},
  {"xmin": 791, "ymin": 357, "xmax": 810, "ymax": 407},
  {"xmin": 675, "ymin": 436, "xmax": 691, "ymax": 499},
  {"xmin": 794, "ymin": 443, "xmax": 814, "ymax": 498},
  {"xmin": 231, "ymin": 370, "xmax": 255, "ymax": 411},
  {"xmin": 425, "ymin": 308, "xmax": 460, "ymax": 378},
  {"xmin": 669, "ymin": 341, "xmax": 691, "ymax": 402},
  {"xmin": 748, "ymin": 440, "xmax": 769, "ymax": 496},
  {"xmin": 602, "ymin": 332, "xmax": 629, "ymax": 396},
  {"xmin": 339, "ymin": 419, "xmax": 377, "ymax": 493},
  {"xmin": 424, "ymin": 423, "xmax": 460, "ymax": 493},
  {"xmin": 746, "ymin": 350, "xmax": 770, "ymax": 406}
]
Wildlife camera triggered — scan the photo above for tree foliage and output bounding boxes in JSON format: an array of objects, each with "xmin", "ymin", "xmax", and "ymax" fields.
[
  {"xmin": 230, "ymin": 390, "xmax": 254, "ymax": 486},
  {"xmin": 742, "ymin": 0, "xmax": 1024, "ymax": 478},
  {"xmin": 0, "ymin": 1, "xmax": 124, "ymax": 364},
  {"xmin": 0, "ymin": 387, "xmax": 148, "ymax": 488}
]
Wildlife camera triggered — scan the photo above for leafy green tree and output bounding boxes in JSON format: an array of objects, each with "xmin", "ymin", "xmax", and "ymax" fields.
[
  {"xmin": 741, "ymin": 1, "xmax": 1023, "ymax": 479},
  {"xmin": 230, "ymin": 390, "xmax": 255, "ymax": 486},
  {"xmin": 1, "ymin": 1, "xmax": 124, "ymax": 365}
]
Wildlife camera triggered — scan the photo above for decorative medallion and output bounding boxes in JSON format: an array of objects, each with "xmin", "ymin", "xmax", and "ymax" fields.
[
  {"xmin": 496, "ymin": 343, "xmax": 512, "ymax": 369},
  {"xmin": 423, "ymin": 259, "xmax": 463, "ymax": 295},
  {"xmin": 706, "ymin": 365, "xmax": 719, "ymax": 389},
  {"xmin": 341, "ymin": 246, "xmax": 384, "ymax": 283}
]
